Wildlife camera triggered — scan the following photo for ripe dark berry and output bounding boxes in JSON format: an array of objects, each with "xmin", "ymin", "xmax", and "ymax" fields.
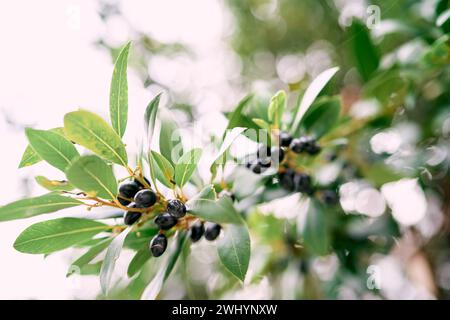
[
  {"xmin": 294, "ymin": 173, "xmax": 314, "ymax": 194},
  {"xmin": 189, "ymin": 221, "xmax": 205, "ymax": 242},
  {"xmin": 271, "ymin": 147, "xmax": 285, "ymax": 163},
  {"xmin": 134, "ymin": 176, "xmax": 151, "ymax": 189},
  {"xmin": 251, "ymin": 161, "xmax": 263, "ymax": 174},
  {"xmin": 278, "ymin": 169, "xmax": 296, "ymax": 191},
  {"xmin": 204, "ymin": 223, "xmax": 221, "ymax": 241},
  {"xmin": 134, "ymin": 189, "xmax": 157, "ymax": 208},
  {"xmin": 119, "ymin": 181, "xmax": 140, "ymax": 199},
  {"xmin": 321, "ymin": 190, "xmax": 338, "ymax": 205},
  {"xmin": 150, "ymin": 234, "xmax": 167, "ymax": 257},
  {"xmin": 118, "ymin": 197, "xmax": 131, "ymax": 206},
  {"xmin": 280, "ymin": 132, "xmax": 293, "ymax": 147},
  {"xmin": 154, "ymin": 213, "xmax": 178, "ymax": 230},
  {"xmin": 289, "ymin": 138, "xmax": 305, "ymax": 153},
  {"xmin": 167, "ymin": 199, "xmax": 187, "ymax": 218},
  {"xmin": 306, "ymin": 143, "xmax": 321, "ymax": 155},
  {"xmin": 124, "ymin": 207, "xmax": 142, "ymax": 226}
]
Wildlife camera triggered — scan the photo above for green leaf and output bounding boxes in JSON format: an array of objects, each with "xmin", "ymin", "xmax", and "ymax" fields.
[
  {"xmin": 363, "ymin": 70, "xmax": 409, "ymax": 108},
  {"xmin": 217, "ymin": 223, "xmax": 251, "ymax": 282},
  {"xmin": 14, "ymin": 218, "xmax": 110, "ymax": 254},
  {"xmin": 149, "ymin": 151, "xmax": 175, "ymax": 188},
  {"xmin": 159, "ymin": 118, "xmax": 182, "ymax": 166},
  {"xmin": 210, "ymin": 127, "xmax": 246, "ymax": 178},
  {"xmin": 100, "ymin": 226, "xmax": 132, "ymax": 295},
  {"xmin": 189, "ymin": 184, "xmax": 217, "ymax": 203},
  {"xmin": 110, "ymin": 42, "xmax": 131, "ymax": 138},
  {"xmin": 0, "ymin": 193, "xmax": 82, "ymax": 222},
  {"xmin": 144, "ymin": 93, "xmax": 162, "ymax": 147},
  {"xmin": 226, "ymin": 94, "xmax": 257, "ymax": 131},
  {"xmin": 348, "ymin": 20, "xmax": 380, "ymax": 82},
  {"xmin": 25, "ymin": 128, "xmax": 79, "ymax": 172},
  {"xmin": 128, "ymin": 248, "xmax": 151, "ymax": 278},
  {"xmin": 423, "ymin": 35, "xmax": 450, "ymax": 66},
  {"xmin": 188, "ymin": 196, "xmax": 243, "ymax": 225},
  {"xmin": 35, "ymin": 176, "xmax": 74, "ymax": 192},
  {"xmin": 66, "ymin": 155, "xmax": 118, "ymax": 200},
  {"xmin": 301, "ymin": 97, "xmax": 341, "ymax": 138},
  {"xmin": 303, "ymin": 199, "xmax": 330, "ymax": 256},
  {"xmin": 67, "ymin": 237, "xmax": 113, "ymax": 277},
  {"xmin": 291, "ymin": 67, "xmax": 339, "ymax": 135},
  {"xmin": 64, "ymin": 110, "xmax": 128, "ymax": 166},
  {"xmin": 174, "ymin": 148, "xmax": 202, "ymax": 188},
  {"xmin": 267, "ymin": 90, "xmax": 286, "ymax": 127},
  {"xmin": 252, "ymin": 118, "xmax": 271, "ymax": 131},
  {"xmin": 19, "ymin": 127, "xmax": 66, "ymax": 168}
]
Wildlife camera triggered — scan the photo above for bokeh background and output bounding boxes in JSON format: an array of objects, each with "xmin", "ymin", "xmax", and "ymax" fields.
[{"xmin": 0, "ymin": 0, "xmax": 449, "ymax": 299}]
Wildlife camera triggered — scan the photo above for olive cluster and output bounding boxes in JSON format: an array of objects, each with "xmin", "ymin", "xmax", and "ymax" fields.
[
  {"xmin": 150, "ymin": 198, "xmax": 187, "ymax": 257},
  {"xmin": 189, "ymin": 221, "xmax": 221, "ymax": 242},
  {"xmin": 119, "ymin": 179, "xmax": 157, "ymax": 226},
  {"xmin": 280, "ymin": 132, "xmax": 321, "ymax": 155},
  {"xmin": 245, "ymin": 145, "xmax": 285, "ymax": 174}
]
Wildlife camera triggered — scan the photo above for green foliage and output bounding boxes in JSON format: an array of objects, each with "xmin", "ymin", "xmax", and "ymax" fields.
[
  {"xmin": 217, "ymin": 223, "xmax": 251, "ymax": 281},
  {"xmin": 14, "ymin": 218, "xmax": 110, "ymax": 254},
  {"xmin": 19, "ymin": 127, "xmax": 66, "ymax": 168},
  {"xmin": 302, "ymin": 200, "xmax": 330, "ymax": 256},
  {"xmin": 189, "ymin": 195, "xmax": 243, "ymax": 225},
  {"xmin": 66, "ymin": 155, "xmax": 118, "ymax": 200},
  {"xmin": 174, "ymin": 148, "xmax": 202, "ymax": 187},
  {"xmin": 110, "ymin": 42, "xmax": 131, "ymax": 138},
  {"xmin": 348, "ymin": 20, "xmax": 380, "ymax": 82},
  {"xmin": 149, "ymin": 150, "xmax": 175, "ymax": 188},
  {"xmin": 100, "ymin": 227, "xmax": 133, "ymax": 294},
  {"xmin": 64, "ymin": 110, "xmax": 128, "ymax": 166},
  {"xmin": 0, "ymin": 193, "xmax": 82, "ymax": 222}
]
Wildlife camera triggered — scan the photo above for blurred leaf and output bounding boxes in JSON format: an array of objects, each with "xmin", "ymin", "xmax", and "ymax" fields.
[
  {"xmin": 348, "ymin": 20, "xmax": 380, "ymax": 82},
  {"xmin": 25, "ymin": 128, "xmax": 79, "ymax": 172},
  {"xmin": 364, "ymin": 70, "xmax": 409, "ymax": 108},
  {"xmin": 303, "ymin": 199, "xmax": 330, "ymax": 256},
  {"xmin": 144, "ymin": 93, "xmax": 162, "ymax": 148},
  {"xmin": 19, "ymin": 127, "xmax": 66, "ymax": 168},
  {"xmin": 189, "ymin": 196, "xmax": 243, "ymax": 225},
  {"xmin": 217, "ymin": 223, "xmax": 251, "ymax": 282},
  {"xmin": 363, "ymin": 163, "xmax": 406, "ymax": 187},
  {"xmin": 423, "ymin": 35, "xmax": 450, "ymax": 66},
  {"xmin": 252, "ymin": 118, "xmax": 271, "ymax": 131},
  {"xmin": 174, "ymin": 148, "xmax": 202, "ymax": 187},
  {"xmin": 67, "ymin": 237, "xmax": 113, "ymax": 277},
  {"xmin": 14, "ymin": 218, "xmax": 110, "ymax": 254},
  {"xmin": 64, "ymin": 110, "xmax": 128, "ymax": 166},
  {"xmin": 110, "ymin": 42, "xmax": 131, "ymax": 138},
  {"xmin": 149, "ymin": 151, "xmax": 175, "ymax": 188},
  {"xmin": 291, "ymin": 67, "xmax": 339, "ymax": 134},
  {"xmin": 301, "ymin": 97, "xmax": 341, "ymax": 138},
  {"xmin": 128, "ymin": 248, "xmax": 151, "ymax": 278},
  {"xmin": 268, "ymin": 90, "xmax": 286, "ymax": 128},
  {"xmin": 0, "ymin": 193, "xmax": 82, "ymax": 222},
  {"xmin": 35, "ymin": 176, "xmax": 74, "ymax": 192},
  {"xmin": 66, "ymin": 155, "xmax": 118, "ymax": 200},
  {"xmin": 436, "ymin": 9, "xmax": 450, "ymax": 32},
  {"xmin": 100, "ymin": 227, "xmax": 133, "ymax": 295}
]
